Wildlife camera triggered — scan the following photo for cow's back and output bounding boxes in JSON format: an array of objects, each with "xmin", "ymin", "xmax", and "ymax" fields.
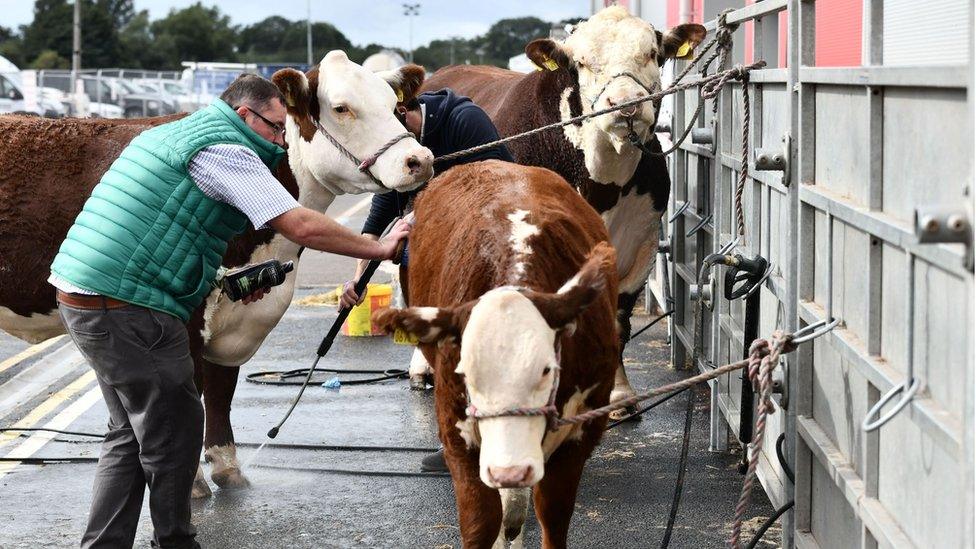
[
  {"xmin": 0, "ymin": 115, "xmax": 180, "ymax": 334},
  {"xmin": 422, "ymin": 66, "xmax": 591, "ymax": 192},
  {"xmin": 408, "ymin": 159, "xmax": 612, "ymax": 309}
]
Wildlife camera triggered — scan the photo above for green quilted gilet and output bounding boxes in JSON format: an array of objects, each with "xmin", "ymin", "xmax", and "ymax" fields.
[{"xmin": 50, "ymin": 99, "xmax": 286, "ymax": 321}]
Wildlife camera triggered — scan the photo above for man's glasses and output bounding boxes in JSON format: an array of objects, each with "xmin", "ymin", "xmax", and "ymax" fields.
[{"xmin": 236, "ymin": 105, "xmax": 285, "ymax": 141}]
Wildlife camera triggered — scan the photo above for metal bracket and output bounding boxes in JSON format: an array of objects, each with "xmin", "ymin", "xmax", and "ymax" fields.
[
  {"xmin": 657, "ymin": 239, "xmax": 672, "ymax": 257},
  {"xmin": 690, "ymin": 275, "xmax": 716, "ymax": 310},
  {"xmin": 771, "ymin": 357, "xmax": 789, "ymax": 410},
  {"xmin": 915, "ymin": 205, "xmax": 973, "ymax": 271},
  {"xmin": 792, "ymin": 317, "xmax": 841, "ymax": 344},
  {"xmin": 691, "ymin": 121, "xmax": 716, "ymax": 152},
  {"xmin": 862, "ymin": 378, "xmax": 921, "ymax": 432},
  {"xmin": 686, "ymin": 214, "xmax": 713, "ymax": 237},
  {"xmin": 669, "ymin": 201, "xmax": 690, "ymax": 223},
  {"xmin": 753, "ymin": 133, "xmax": 792, "ymax": 186}
]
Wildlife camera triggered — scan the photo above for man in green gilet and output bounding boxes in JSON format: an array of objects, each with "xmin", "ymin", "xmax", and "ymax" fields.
[{"xmin": 48, "ymin": 74, "xmax": 410, "ymax": 549}]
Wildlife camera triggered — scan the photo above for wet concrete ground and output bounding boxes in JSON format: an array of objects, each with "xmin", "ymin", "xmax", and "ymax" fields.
[{"xmin": 0, "ymin": 193, "xmax": 778, "ymax": 548}]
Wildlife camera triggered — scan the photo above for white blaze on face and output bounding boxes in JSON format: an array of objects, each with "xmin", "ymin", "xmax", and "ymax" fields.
[
  {"xmin": 458, "ymin": 289, "xmax": 559, "ymax": 489},
  {"xmin": 506, "ymin": 209, "xmax": 540, "ymax": 284},
  {"xmin": 562, "ymin": 7, "xmax": 663, "ymax": 184},
  {"xmin": 288, "ymin": 51, "xmax": 433, "ymax": 196}
]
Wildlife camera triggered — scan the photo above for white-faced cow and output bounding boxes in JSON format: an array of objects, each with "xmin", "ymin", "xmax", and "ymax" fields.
[
  {"xmin": 423, "ymin": 6, "xmax": 706, "ymax": 414},
  {"xmin": 375, "ymin": 160, "xmax": 618, "ymax": 548},
  {"xmin": 0, "ymin": 50, "xmax": 432, "ymax": 496}
]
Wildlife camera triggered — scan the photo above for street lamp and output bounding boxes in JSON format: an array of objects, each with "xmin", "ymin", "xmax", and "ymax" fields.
[{"xmin": 403, "ymin": 3, "xmax": 420, "ymax": 63}]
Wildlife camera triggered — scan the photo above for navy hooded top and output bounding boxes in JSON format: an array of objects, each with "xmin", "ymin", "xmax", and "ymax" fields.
[{"xmin": 361, "ymin": 88, "xmax": 514, "ymax": 236}]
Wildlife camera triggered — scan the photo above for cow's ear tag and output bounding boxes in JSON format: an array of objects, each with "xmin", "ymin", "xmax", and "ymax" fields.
[
  {"xmin": 393, "ymin": 327, "xmax": 419, "ymax": 346},
  {"xmin": 395, "ymin": 88, "xmax": 405, "ymax": 103},
  {"xmin": 542, "ymin": 56, "xmax": 559, "ymax": 71},
  {"xmin": 676, "ymin": 40, "xmax": 694, "ymax": 60}
]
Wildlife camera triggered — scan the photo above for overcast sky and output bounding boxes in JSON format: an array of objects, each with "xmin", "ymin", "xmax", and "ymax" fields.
[{"xmin": 2, "ymin": 1, "xmax": 591, "ymax": 50}]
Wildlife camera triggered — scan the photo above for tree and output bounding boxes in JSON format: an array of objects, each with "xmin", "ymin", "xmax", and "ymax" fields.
[
  {"xmin": 118, "ymin": 9, "xmax": 170, "ymax": 69},
  {"xmin": 0, "ymin": 26, "xmax": 26, "ymax": 67},
  {"xmin": 480, "ymin": 16, "xmax": 551, "ymax": 66},
  {"xmin": 21, "ymin": 0, "xmax": 124, "ymax": 69},
  {"xmin": 238, "ymin": 16, "xmax": 293, "ymax": 59},
  {"xmin": 150, "ymin": 3, "xmax": 238, "ymax": 67},
  {"xmin": 30, "ymin": 48, "xmax": 69, "ymax": 69}
]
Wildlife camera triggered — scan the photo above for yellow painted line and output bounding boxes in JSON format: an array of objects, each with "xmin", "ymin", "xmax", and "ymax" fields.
[
  {"xmin": 0, "ymin": 383, "xmax": 102, "ymax": 480},
  {"xmin": 0, "ymin": 370, "xmax": 96, "ymax": 445},
  {"xmin": 333, "ymin": 195, "xmax": 374, "ymax": 225},
  {"xmin": 0, "ymin": 335, "xmax": 66, "ymax": 375}
]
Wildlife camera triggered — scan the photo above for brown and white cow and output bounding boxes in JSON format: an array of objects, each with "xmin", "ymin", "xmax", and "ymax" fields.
[
  {"xmin": 422, "ymin": 6, "xmax": 706, "ymax": 414},
  {"xmin": 374, "ymin": 160, "xmax": 618, "ymax": 548},
  {"xmin": 0, "ymin": 50, "xmax": 432, "ymax": 496}
]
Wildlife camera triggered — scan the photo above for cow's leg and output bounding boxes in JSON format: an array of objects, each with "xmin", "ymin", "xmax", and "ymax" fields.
[
  {"xmin": 448, "ymin": 450, "xmax": 503, "ymax": 549},
  {"xmin": 494, "ymin": 487, "xmax": 530, "ymax": 548},
  {"xmin": 408, "ymin": 348, "xmax": 433, "ymax": 390},
  {"xmin": 609, "ymin": 290, "xmax": 640, "ymax": 420},
  {"xmin": 201, "ymin": 360, "xmax": 249, "ymax": 489},
  {"xmin": 533, "ymin": 445, "xmax": 588, "ymax": 549}
]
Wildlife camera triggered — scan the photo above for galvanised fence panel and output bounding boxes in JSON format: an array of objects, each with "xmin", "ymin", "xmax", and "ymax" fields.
[{"xmin": 647, "ymin": 1, "xmax": 973, "ymax": 547}]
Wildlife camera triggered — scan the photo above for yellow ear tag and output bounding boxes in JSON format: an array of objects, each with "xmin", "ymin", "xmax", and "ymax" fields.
[
  {"xmin": 676, "ymin": 40, "xmax": 694, "ymax": 60},
  {"xmin": 393, "ymin": 327, "xmax": 419, "ymax": 346},
  {"xmin": 395, "ymin": 89, "xmax": 405, "ymax": 103},
  {"xmin": 542, "ymin": 57, "xmax": 559, "ymax": 71}
]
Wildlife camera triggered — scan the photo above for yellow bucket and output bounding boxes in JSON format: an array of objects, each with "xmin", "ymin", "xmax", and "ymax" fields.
[{"xmin": 340, "ymin": 283, "xmax": 392, "ymax": 336}]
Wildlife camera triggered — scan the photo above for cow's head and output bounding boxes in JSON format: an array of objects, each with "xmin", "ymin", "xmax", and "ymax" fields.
[
  {"xmin": 526, "ymin": 7, "xmax": 706, "ymax": 184},
  {"xmin": 272, "ymin": 51, "xmax": 434, "ymax": 196},
  {"xmin": 374, "ymin": 243, "xmax": 615, "ymax": 489}
]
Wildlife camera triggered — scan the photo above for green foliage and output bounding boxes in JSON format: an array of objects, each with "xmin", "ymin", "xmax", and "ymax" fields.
[
  {"xmin": 0, "ymin": 26, "xmax": 26, "ymax": 67},
  {"xmin": 30, "ymin": 48, "xmax": 69, "ymax": 69},
  {"xmin": 150, "ymin": 3, "xmax": 238, "ymax": 66},
  {"xmin": 15, "ymin": 2, "xmax": 584, "ymax": 71}
]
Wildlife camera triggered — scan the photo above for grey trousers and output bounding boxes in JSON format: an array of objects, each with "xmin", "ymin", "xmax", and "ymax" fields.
[{"xmin": 58, "ymin": 302, "xmax": 203, "ymax": 549}]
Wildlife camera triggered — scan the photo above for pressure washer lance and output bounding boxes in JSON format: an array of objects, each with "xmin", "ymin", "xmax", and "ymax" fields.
[
  {"xmin": 214, "ymin": 260, "xmax": 295, "ymax": 301},
  {"xmin": 267, "ymin": 216, "xmax": 410, "ymax": 439}
]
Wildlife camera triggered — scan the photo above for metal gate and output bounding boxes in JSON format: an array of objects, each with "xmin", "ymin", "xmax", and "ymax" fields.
[{"xmin": 651, "ymin": 1, "xmax": 974, "ymax": 546}]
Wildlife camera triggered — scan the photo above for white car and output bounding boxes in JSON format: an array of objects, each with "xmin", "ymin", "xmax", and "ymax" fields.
[{"xmin": 0, "ymin": 72, "xmax": 67, "ymax": 117}]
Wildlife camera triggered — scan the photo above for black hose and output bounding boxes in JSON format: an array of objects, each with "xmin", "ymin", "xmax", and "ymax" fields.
[
  {"xmin": 246, "ymin": 367, "xmax": 407, "ymax": 386},
  {"xmin": 606, "ymin": 384, "xmax": 690, "ymax": 429},
  {"xmin": 745, "ymin": 499, "xmax": 794, "ymax": 549},
  {"xmin": 628, "ymin": 310, "xmax": 674, "ymax": 342},
  {"xmin": 0, "ymin": 427, "xmax": 104, "ymax": 438},
  {"xmin": 659, "ymin": 387, "xmax": 696, "ymax": 548},
  {"xmin": 775, "ymin": 432, "xmax": 794, "ymax": 484}
]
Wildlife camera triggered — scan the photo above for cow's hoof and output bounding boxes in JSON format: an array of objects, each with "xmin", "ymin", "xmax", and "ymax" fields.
[
  {"xmin": 608, "ymin": 405, "xmax": 642, "ymax": 422},
  {"xmin": 211, "ymin": 467, "xmax": 251, "ymax": 490},
  {"xmin": 608, "ymin": 389, "xmax": 641, "ymax": 422},
  {"xmin": 409, "ymin": 374, "xmax": 429, "ymax": 390},
  {"xmin": 192, "ymin": 466, "xmax": 212, "ymax": 499}
]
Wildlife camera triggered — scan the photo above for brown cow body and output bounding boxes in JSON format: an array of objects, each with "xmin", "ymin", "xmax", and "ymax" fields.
[
  {"xmin": 420, "ymin": 7, "xmax": 707, "ymax": 413},
  {"xmin": 0, "ymin": 52, "xmax": 434, "ymax": 498},
  {"xmin": 0, "ymin": 113, "xmax": 300, "ymax": 494},
  {"xmin": 377, "ymin": 160, "xmax": 618, "ymax": 548}
]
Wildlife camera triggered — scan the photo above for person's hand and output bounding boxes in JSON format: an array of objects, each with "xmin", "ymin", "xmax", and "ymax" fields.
[
  {"xmin": 241, "ymin": 287, "xmax": 269, "ymax": 305},
  {"xmin": 377, "ymin": 218, "xmax": 412, "ymax": 260},
  {"xmin": 339, "ymin": 280, "xmax": 366, "ymax": 310}
]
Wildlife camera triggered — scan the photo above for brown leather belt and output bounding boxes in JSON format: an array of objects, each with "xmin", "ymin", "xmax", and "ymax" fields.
[{"xmin": 56, "ymin": 290, "xmax": 130, "ymax": 310}]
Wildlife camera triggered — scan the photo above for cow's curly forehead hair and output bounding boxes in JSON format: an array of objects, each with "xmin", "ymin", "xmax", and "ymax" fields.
[
  {"xmin": 220, "ymin": 73, "xmax": 286, "ymax": 110},
  {"xmin": 565, "ymin": 5, "xmax": 659, "ymax": 64}
]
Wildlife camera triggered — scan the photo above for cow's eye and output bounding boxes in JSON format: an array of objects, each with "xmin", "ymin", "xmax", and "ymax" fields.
[
  {"xmin": 542, "ymin": 366, "xmax": 551, "ymax": 376},
  {"xmin": 334, "ymin": 105, "xmax": 349, "ymax": 114}
]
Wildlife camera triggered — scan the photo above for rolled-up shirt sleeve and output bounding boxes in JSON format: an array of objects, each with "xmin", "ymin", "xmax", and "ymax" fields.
[{"xmin": 188, "ymin": 144, "xmax": 300, "ymax": 229}]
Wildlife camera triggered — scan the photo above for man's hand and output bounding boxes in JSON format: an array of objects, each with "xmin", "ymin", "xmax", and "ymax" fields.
[
  {"xmin": 241, "ymin": 287, "xmax": 269, "ymax": 305},
  {"xmin": 339, "ymin": 280, "xmax": 367, "ymax": 310},
  {"xmin": 377, "ymin": 218, "xmax": 412, "ymax": 261}
]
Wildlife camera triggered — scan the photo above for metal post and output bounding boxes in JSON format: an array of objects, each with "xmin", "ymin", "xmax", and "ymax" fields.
[
  {"xmin": 71, "ymin": 0, "xmax": 81, "ymax": 99},
  {"xmin": 403, "ymin": 3, "xmax": 420, "ymax": 63},
  {"xmin": 306, "ymin": 0, "xmax": 313, "ymax": 66}
]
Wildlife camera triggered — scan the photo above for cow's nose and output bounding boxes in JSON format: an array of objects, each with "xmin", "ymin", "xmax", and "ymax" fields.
[
  {"xmin": 607, "ymin": 96, "xmax": 645, "ymax": 118},
  {"xmin": 405, "ymin": 149, "xmax": 433, "ymax": 178},
  {"xmin": 488, "ymin": 465, "xmax": 533, "ymax": 487}
]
